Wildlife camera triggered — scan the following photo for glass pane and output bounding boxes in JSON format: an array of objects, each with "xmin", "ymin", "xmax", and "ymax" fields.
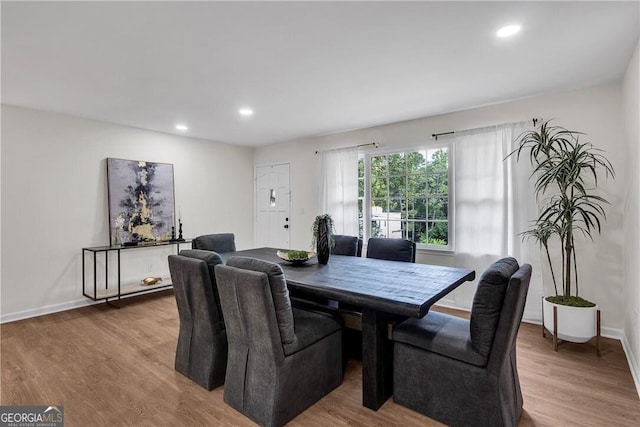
[
  {"xmin": 388, "ymin": 153, "xmax": 406, "ymax": 176},
  {"xmin": 407, "ymin": 174, "xmax": 426, "ymax": 197},
  {"xmin": 269, "ymin": 189, "xmax": 276, "ymax": 207},
  {"xmin": 358, "ymin": 178, "xmax": 364, "ymax": 198},
  {"xmin": 427, "ymin": 172, "xmax": 448, "ymax": 195},
  {"xmin": 371, "ymin": 199, "xmax": 387, "ymax": 220},
  {"xmin": 407, "ymin": 151, "xmax": 427, "ymax": 174},
  {"xmin": 388, "ymin": 199, "xmax": 406, "ymax": 219},
  {"xmin": 407, "ymin": 198, "xmax": 427, "ymax": 220},
  {"xmin": 389, "ymin": 176, "xmax": 405, "ymax": 198},
  {"xmin": 428, "ymin": 196, "xmax": 448, "ymax": 220},
  {"xmin": 428, "ymin": 221, "xmax": 448, "ymax": 245},
  {"xmin": 371, "ymin": 220, "xmax": 385, "ymax": 238},
  {"xmin": 427, "ymin": 148, "xmax": 448, "ymax": 174},
  {"xmin": 371, "ymin": 155, "xmax": 387, "ymax": 176},
  {"xmin": 409, "ymin": 221, "xmax": 427, "ymax": 243},
  {"xmin": 388, "ymin": 221, "xmax": 405, "ymax": 239},
  {"xmin": 358, "ymin": 158, "xmax": 365, "ymax": 178},
  {"xmin": 358, "ymin": 199, "xmax": 364, "ymax": 238},
  {"xmin": 371, "ymin": 177, "xmax": 388, "ymax": 199}
]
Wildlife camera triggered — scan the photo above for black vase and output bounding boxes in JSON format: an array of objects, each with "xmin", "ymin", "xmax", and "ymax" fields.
[{"xmin": 316, "ymin": 218, "xmax": 330, "ymax": 265}]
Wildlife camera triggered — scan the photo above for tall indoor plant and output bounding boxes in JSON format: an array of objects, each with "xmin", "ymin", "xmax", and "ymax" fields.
[{"xmin": 509, "ymin": 120, "xmax": 614, "ymax": 343}]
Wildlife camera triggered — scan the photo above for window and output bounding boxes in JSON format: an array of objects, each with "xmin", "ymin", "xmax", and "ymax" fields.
[{"xmin": 358, "ymin": 146, "xmax": 452, "ymax": 250}]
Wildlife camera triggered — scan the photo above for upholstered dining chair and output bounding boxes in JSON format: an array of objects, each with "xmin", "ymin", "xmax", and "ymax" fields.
[
  {"xmin": 192, "ymin": 233, "xmax": 236, "ymax": 253},
  {"xmin": 366, "ymin": 237, "xmax": 416, "ymax": 263},
  {"xmin": 392, "ymin": 257, "xmax": 532, "ymax": 427},
  {"xmin": 214, "ymin": 256, "xmax": 344, "ymax": 427},
  {"xmin": 168, "ymin": 249, "xmax": 227, "ymax": 390},
  {"xmin": 331, "ymin": 234, "xmax": 363, "ymax": 257}
]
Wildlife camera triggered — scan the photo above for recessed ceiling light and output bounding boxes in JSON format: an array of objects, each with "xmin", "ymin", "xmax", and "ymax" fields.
[
  {"xmin": 239, "ymin": 108, "xmax": 254, "ymax": 117},
  {"xmin": 496, "ymin": 24, "xmax": 521, "ymax": 38},
  {"xmin": 175, "ymin": 124, "xmax": 188, "ymax": 131}
]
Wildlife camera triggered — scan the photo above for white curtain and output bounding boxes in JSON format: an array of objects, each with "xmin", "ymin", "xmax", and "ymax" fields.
[
  {"xmin": 452, "ymin": 122, "xmax": 543, "ymax": 316},
  {"xmin": 319, "ymin": 147, "xmax": 359, "ymax": 236}
]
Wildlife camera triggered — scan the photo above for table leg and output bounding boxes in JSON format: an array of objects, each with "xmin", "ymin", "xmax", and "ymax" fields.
[{"xmin": 361, "ymin": 308, "xmax": 393, "ymax": 410}]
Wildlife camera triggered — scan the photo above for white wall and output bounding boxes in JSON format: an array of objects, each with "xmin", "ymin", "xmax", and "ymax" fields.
[
  {"xmin": 254, "ymin": 83, "xmax": 627, "ymax": 331},
  {"xmin": 1, "ymin": 105, "xmax": 254, "ymax": 321},
  {"xmin": 622, "ymin": 40, "xmax": 640, "ymax": 393}
]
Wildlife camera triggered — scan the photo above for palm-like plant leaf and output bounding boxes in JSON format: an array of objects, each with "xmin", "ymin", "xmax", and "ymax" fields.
[{"xmin": 507, "ymin": 119, "xmax": 614, "ymax": 298}]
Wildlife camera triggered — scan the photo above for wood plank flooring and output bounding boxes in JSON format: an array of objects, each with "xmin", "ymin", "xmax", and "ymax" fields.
[{"xmin": 1, "ymin": 291, "xmax": 638, "ymax": 426}]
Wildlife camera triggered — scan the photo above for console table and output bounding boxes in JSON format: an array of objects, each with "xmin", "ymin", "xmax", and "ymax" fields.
[{"xmin": 82, "ymin": 240, "xmax": 191, "ymax": 303}]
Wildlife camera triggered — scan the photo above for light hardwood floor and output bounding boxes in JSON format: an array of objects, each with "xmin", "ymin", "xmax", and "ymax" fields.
[{"xmin": 1, "ymin": 291, "xmax": 638, "ymax": 426}]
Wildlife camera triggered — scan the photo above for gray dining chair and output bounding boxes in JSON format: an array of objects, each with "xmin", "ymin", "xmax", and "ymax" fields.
[
  {"xmin": 192, "ymin": 233, "xmax": 236, "ymax": 253},
  {"xmin": 338, "ymin": 237, "xmax": 415, "ymax": 358},
  {"xmin": 214, "ymin": 256, "xmax": 344, "ymax": 427},
  {"xmin": 366, "ymin": 237, "xmax": 416, "ymax": 262},
  {"xmin": 168, "ymin": 249, "xmax": 227, "ymax": 390},
  {"xmin": 331, "ymin": 234, "xmax": 363, "ymax": 257},
  {"xmin": 392, "ymin": 257, "xmax": 532, "ymax": 427}
]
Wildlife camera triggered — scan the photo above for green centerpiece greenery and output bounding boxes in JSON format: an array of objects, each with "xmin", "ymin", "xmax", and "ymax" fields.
[
  {"xmin": 509, "ymin": 120, "xmax": 615, "ymax": 307},
  {"xmin": 287, "ymin": 250, "xmax": 309, "ymax": 261}
]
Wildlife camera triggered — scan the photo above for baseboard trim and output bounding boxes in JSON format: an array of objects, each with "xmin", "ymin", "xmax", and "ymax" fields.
[
  {"xmin": 1, "ymin": 298, "xmax": 100, "ymax": 324},
  {"xmin": 620, "ymin": 334, "xmax": 640, "ymax": 398}
]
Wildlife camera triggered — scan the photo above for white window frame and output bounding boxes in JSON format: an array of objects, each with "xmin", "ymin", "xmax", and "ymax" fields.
[{"xmin": 359, "ymin": 143, "xmax": 454, "ymax": 252}]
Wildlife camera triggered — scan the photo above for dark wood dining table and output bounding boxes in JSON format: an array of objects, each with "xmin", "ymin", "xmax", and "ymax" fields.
[{"xmin": 219, "ymin": 247, "xmax": 475, "ymax": 411}]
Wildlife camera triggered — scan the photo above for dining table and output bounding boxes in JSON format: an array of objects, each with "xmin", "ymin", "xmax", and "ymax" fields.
[{"xmin": 219, "ymin": 247, "xmax": 475, "ymax": 411}]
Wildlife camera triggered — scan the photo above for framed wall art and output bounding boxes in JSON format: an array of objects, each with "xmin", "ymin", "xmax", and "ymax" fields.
[{"xmin": 106, "ymin": 158, "xmax": 175, "ymax": 244}]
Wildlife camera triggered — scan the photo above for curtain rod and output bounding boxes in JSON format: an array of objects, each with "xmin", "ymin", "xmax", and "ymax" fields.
[
  {"xmin": 315, "ymin": 142, "xmax": 379, "ymax": 154},
  {"xmin": 431, "ymin": 117, "xmax": 541, "ymax": 141}
]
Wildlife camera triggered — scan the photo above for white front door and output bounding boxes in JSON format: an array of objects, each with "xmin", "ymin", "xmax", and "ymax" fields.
[{"xmin": 255, "ymin": 163, "xmax": 291, "ymax": 249}]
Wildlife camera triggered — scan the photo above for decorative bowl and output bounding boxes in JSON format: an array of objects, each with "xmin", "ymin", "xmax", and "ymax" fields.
[
  {"xmin": 141, "ymin": 277, "xmax": 163, "ymax": 286},
  {"xmin": 276, "ymin": 250, "xmax": 317, "ymax": 265}
]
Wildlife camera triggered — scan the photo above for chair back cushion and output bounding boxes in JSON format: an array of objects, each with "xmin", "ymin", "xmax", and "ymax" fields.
[
  {"xmin": 168, "ymin": 254, "xmax": 224, "ymax": 332},
  {"xmin": 225, "ymin": 256, "xmax": 296, "ymax": 345},
  {"xmin": 469, "ymin": 257, "xmax": 519, "ymax": 356},
  {"xmin": 366, "ymin": 237, "xmax": 415, "ymax": 262},
  {"xmin": 179, "ymin": 249, "xmax": 224, "ymax": 318},
  {"xmin": 487, "ymin": 263, "xmax": 532, "ymax": 373},
  {"xmin": 180, "ymin": 249, "xmax": 223, "ymax": 280},
  {"xmin": 331, "ymin": 235, "xmax": 359, "ymax": 256},
  {"xmin": 192, "ymin": 233, "xmax": 236, "ymax": 253}
]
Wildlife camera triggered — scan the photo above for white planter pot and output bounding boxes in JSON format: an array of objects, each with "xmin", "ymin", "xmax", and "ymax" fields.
[{"xmin": 542, "ymin": 298, "xmax": 598, "ymax": 343}]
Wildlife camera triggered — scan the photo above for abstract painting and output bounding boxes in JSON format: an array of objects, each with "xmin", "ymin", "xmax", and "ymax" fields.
[{"xmin": 107, "ymin": 158, "xmax": 175, "ymax": 244}]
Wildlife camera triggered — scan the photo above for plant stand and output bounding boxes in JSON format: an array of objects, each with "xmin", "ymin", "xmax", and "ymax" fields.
[{"xmin": 542, "ymin": 298, "xmax": 601, "ymax": 357}]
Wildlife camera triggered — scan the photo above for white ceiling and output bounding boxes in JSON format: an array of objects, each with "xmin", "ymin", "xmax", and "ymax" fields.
[{"xmin": 2, "ymin": 1, "xmax": 638, "ymax": 147}]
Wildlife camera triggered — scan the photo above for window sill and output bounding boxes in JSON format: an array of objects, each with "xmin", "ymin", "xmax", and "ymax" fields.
[{"xmin": 415, "ymin": 246, "xmax": 455, "ymax": 257}]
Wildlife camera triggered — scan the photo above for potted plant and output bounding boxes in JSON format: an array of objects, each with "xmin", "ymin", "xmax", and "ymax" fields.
[
  {"xmin": 311, "ymin": 214, "xmax": 335, "ymax": 264},
  {"xmin": 509, "ymin": 120, "xmax": 615, "ymax": 344}
]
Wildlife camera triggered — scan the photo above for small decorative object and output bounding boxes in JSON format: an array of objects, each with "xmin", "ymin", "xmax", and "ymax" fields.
[
  {"xmin": 311, "ymin": 214, "xmax": 334, "ymax": 265},
  {"xmin": 508, "ymin": 120, "xmax": 614, "ymax": 353},
  {"xmin": 141, "ymin": 277, "xmax": 163, "ymax": 286},
  {"xmin": 171, "ymin": 226, "xmax": 176, "ymax": 241},
  {"xmin": 276, "ymin": 249, "xmax": 317, "ymax": 265},
  {"xmin": 177, "ymin": 218, "xmax": 184, "ymax": 241}
]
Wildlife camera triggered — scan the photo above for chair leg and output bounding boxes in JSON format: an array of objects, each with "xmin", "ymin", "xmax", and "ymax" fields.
[
  {"xmin": 541, "ymin": 296, "xmax": 546, "ymax": 338},
  {"xmin": 552, "ymin": 306, "xmax": 558, "ymax": 352},
  {"xmin": 596, "ymin": 309, "xmax": 601, "ymax": 357}
]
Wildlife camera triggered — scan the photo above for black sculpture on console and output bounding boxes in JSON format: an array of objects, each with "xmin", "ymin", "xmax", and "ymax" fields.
[{"xmin": 177, "ymin": 219, "xmax": 185, "ymax": 242}]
